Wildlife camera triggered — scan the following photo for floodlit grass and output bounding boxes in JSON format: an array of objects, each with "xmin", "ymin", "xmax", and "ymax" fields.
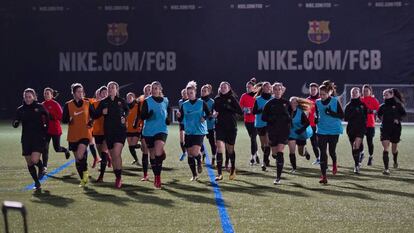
[{"xmin": 1, "ymin": 122, "xmax": 414, "ymax": 232}]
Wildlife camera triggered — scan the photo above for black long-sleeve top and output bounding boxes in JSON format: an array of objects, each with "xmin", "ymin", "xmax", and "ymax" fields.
[
  {"xmin": 213, "ymin": 91, "xmax": 243, "ymax": 130},
  {"xmin": 262, "ymin": 97, "xmax": 292, "ymax": 133},
  {"xmin": 252, "ymin": 93, "xmax": 272, "ymax": 115},
  {"xmin": 344, "ymin": 98, "xmax": 368, "ymax": 134},
  {"xmin": 94, "ymin": 96, "xmax": 129, "ymax": 134},
  {"xmin": 378, "ymin": 98, "xmax": 406, "ymax": 128},
  {"xmin": 178, "ymin": 99, "xmax": 211, "ymax": 122},
  {"xmin": 13, "ymin": 101, "xmax": 49, "ymax": 143}
]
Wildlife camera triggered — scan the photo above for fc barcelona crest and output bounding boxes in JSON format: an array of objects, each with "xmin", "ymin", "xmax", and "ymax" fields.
[
  {"xmin": 107, "ymin": 23, "xmax": 128, "ymax": 46},
  {"xmin": 308, "ymin": 20, "xmax": 330, "ymax": 44}
]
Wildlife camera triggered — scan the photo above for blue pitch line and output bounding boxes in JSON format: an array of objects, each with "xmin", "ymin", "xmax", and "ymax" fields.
[
  {"xmin": 23, "ymin": 159, "xmax": 75, "ymax": 191},
  {"xmin": 203, "ymin": 144, "xmax": 235, "ymax": 233}
]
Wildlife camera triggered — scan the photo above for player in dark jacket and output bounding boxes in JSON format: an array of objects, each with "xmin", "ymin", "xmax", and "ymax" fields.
[{"xmin": 13, "ymin": 88, "xmax": 49, "ymax": 191}]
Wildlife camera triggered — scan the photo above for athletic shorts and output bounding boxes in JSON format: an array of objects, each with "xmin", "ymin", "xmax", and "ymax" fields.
[
  {"xmin": 143, "ymin": 133, "xmax": 168, "ymax": 148},
  {"xmin": 105, "ymin": 132, "xmax": 126, "ymax": 150},
  {"xmin": 288, "ymin": 138, "xmax": 306, "ymax": 146},
  {"xmin": 93, "ymin": 135, "xmax": 105, "ymax": 145},
  {"xmin": 256, "ymin": 127, "xmax": 268, "ymax": 137},
  {"xmin": 21, "ymin": 136, "xmax": 46, "ymax": 156},
  {"xmin": 179, "ymin": 123, "xmax": 185, "ymax": 131},
  {"xmin": 269, "ymin": 133, "xmax": 288, "ymax": 146},
  {"xmin": 215, "ymin": 127, "xmax": 237, "ymax": 145},
  {"xmin": 184, "ymin": 135, "xmax": 205, "ymax": 148},
  {"xmin": 365, "ymin": 127, "xmax": 375, "ymax": 138},
  {"xmin": 126, "ymin": 132, "xmax": 141, "ymax": 138},
  {"xmin": 347, "ymin": 133, "xmax": 365, "ymax": 144},
  {"xmin": 380, "ymin": 124, "xmax": 401, "ymax": 143},
  {"xmin": 69, "ymin": 138, "xmax": 90, "ymax": 152}
]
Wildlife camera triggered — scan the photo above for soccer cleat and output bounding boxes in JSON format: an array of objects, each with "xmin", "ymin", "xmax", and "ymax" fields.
[
  {"xmin": 92, "ymin": 157, "xmax": 101, "ymax": 168},
  {"xmin": 332, "ymin": 163, "xmax": 338, "ymax": 175},
  {"xmin": 79, "ymin": 180, "xmax": 86, "ymax": 188},
  {"xmin": 64, "ymin": 150, "xmax": 71, "ymax": 160},
  {"xmin": 249, "ymin": 155, "xmax": 255, "ymax": 166},
  {"xmin": 131, "ymin": 160, "xmax": 138, "ymax": 165},
  {"xmin": 319, "ymin": 176, "xmax": 328, "ymax": 184},
  {"xmin": 261, "ymin": 164, "xmax": 267, "ymax": 171},
  {"xmin": 393, "ymin": 162, "xmax": 398, "ymax": 169},
  {"xmin": 273, "ymin": 178, "xmax": 281, "ymax": 185},
  {"xmin": 179, "ymin": 152, "xmax": 187, "ymax": 161},
  {"xmin": 353, "ymin": 166, "xmax": 360, "ymax": 174},
  {"xmin": 215, "ymin": 175, "xmax": 223, "ymax": 181},
  {"xmin": 383, "ymin": 169, "xmax": 390, "ymax": 175},
  {"xmin": 312, "ymin": 158, "xmax": 320, "ymax": 165},
  {"xmin": 190, "ymin": 176, "xmax": 199, "ymax": 181},
  {"xmin": 290, "ymin": 169, "xmax": 296, "ymax": 174},
  {"xmin": 229, "ymin": 169, "xmax": 236, "ymax": 180},
  {"xmin": 367, "ymin": 156, "xmax": 373, "ymax": 166},
  {"xmin": 115, "ymin": 177, "xmax": 122, "ymax": 189},
  {"xmin": 34, "ymin": 181, "xmax": 41, "ymax": 190}
]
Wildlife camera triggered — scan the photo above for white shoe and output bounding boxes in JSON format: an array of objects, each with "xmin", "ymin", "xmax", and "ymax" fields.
[{"xmin": 273, "ymin": 178, "xmax": 281, "ymax": 185}]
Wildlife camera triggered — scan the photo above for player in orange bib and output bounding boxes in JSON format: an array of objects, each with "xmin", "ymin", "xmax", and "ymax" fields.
[
  {"xmin": 62, "ymin": 83, "xmax": 95, "ymax": 187},
  {"xmin": 126, "ymin": 92, "xmax": 141, "ymax": 165},
  {"xmin": 92, "ymin": 86, "xmax": 112, "ymax": 182}
]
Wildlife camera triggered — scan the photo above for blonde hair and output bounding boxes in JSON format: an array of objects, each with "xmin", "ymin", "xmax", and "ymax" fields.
[
  {"xmin": 186, "ymin": 80, "xmax": 197, "ymax": 90},
  {"xmin": 272, "ymin": 82, "xmax": 286, "ymax": 95},
  {"xmin": 201, "ymin": 84, "xmax": 213, "ymax": 94},
  {"xmin": 290, "ymin": 96, "xmax": 313, "ymax": 112},
  {"xmin": 151, "ymin": 81, "xmax": 164, "ymax": 97}
]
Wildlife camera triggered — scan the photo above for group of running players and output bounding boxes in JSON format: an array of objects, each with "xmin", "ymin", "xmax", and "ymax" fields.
[{"xmin": 13, "ymin": 78, "xmax": 407, "ymax": 191}]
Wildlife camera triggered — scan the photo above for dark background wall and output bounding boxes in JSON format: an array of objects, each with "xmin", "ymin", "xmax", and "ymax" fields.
[{"xmin": 1, "ymin": 0, "xmax": 413, "ymax": 118}]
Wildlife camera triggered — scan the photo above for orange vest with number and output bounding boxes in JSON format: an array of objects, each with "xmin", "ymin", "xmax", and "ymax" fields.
[
  {"xmin": 67, "ymin": 99, "xmax": 93, "ymax": 142},
  {"xmin": 91, "ymin": 100, "xmax": 105, "ymax": 136}
]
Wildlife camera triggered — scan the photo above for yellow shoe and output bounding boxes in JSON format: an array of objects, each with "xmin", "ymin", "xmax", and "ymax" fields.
[
  {"xmin": 229, "ymin": 170, "xmax": 236, "ymax": 180},
  {"xmin": 82, "ymin": 171, "xmax": 89, "ymax": 186},
  {"xmin": 79, "ymin": 180, "xmax": 86, "ymax": 187}
]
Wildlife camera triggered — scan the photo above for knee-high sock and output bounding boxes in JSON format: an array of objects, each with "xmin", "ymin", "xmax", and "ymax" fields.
[
  {"xmin": 188, "ymin": 156, "xmax": 197, "ymax": 176},
  {"xmin": 142, "ymin": 153, "xmax": 149, "ymax": 175},
  {"xmin": 89, "ymin": 144, "xmax": 97, "ymax": 159},
  {"xmin": 383, "ymin": 151, "xmax": 389, "ymax": 170},
  {"xmin": 289, "ymin": 153, "xmax": 296, "ymax": 170},
  {"xmin": 230, "ymin": 152, "xmax": 236, "ymax": 174},
  {"xmin": 352, "ymin": 149, "xmax": 360, "ymax": 167},
  {"xmin": 216, "ymin": 153, "xmax": 223, "ymax": 175},
  {"xmin": 275, "ymin": 152, "xmax": 284, "ymax": 179},
  {"xmin": 128, "ymin": 146, "xmax": 138, "ymax": 161},
  {"xmin": 99, "ymin": 152, "xmax": 108, "ymax": 177},
  {"xmin": 27, "ymin": 165, "xmax": 39, "ymax": 183},
  {"xmin": 393, "ymin": 151, "xmax": 398, "ymax": 164}
]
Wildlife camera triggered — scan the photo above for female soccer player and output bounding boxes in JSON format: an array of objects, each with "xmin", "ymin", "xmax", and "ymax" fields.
[
  {"xmin": 344, "ymin": 87, "xmax": 367, "ymax": 174},
  {"xmin": 126, "ymin": 92, "xmax": 141, "ymax": 165},
  {"xmin": 94, "ymin": 81, "xmax": 129, "ymax": 189},
  {"xmin": 288, "ymin": 97, "xmax": 313, "ymax": 173},
  {"xmin": 92, "ymin": 86, "xmax": 112, "ymax": 182},
  {"xmin": 42, "ymin": 87, "xmax": 70, "ymax": 174},
  {"xmin": 262, "ymin": 83, "xmax": 291, "ymax": 185},
  {"xmin": 306, "ymin": 83, "xmax": 320, "ymax": 165},
  {"xmin": 360, "ymin": 84, "xmax": 380, "ymax": 166},
  {"xmin": 378, "ymin": 88, "xmax": 406, "ymax": 175},
  {"xmin": 135, "ymin": 84, "xmax": 151, "ymax": 181},
  {"xmin": 240, "ymin": 78, "xmax": 259, "ymax": 166},
  {"xmin": 178, "ymin": 89, "xmax": 188, "ymax": 161},
  {"xmin": 315, "ymin": 84, "xmax": 344, "ymax": 184},
  {"xmin": 13, "ymin": 88, "xmax": 48, "ymax": 190},
  {"xmin": 177, "ymin": 81, "xmax": 211, "ymax": 180},
  {"xmin": 201, "ymin": 84, "xmax": 217, "ymax": 166},
  {"xmin": 213, "ymin": 81, "xmax": 243, "ymax": 181},
  {"xmin": 141, "ymin": 81, "xmax": 170, "ymax": 188},
  {"xmin": 62, "ymin": 83, "xmax": 95, "ymax": 187},
  {"xmin": 253, "ymin": 81, "xmax": 273, "ymax": 171}
]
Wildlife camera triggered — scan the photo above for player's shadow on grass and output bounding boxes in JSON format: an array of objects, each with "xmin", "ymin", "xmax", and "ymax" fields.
[
  {"xmin": 82, "ymin": 187, "xmax": 134, "ymax": 206},
  {"xmin": 163, "ymin": 179, "xmax": 226, "ymax": 207},
  {"xmin": 288, "ymin": 182, "xmax": 375, "ymax": 200},
  {"xmin": 235, "ymin": 169, "xmax": 278, "ymax": 179},
  {"xmin": 31, "ymin": 190, "xmax": 75, "ymax": 207},
  {"xmin": 334, "ymin": 182, "xmax": 414, "ymax": 199},
  {"xmin": 48, "ymin": 174, "xmax": 82, "ymax": 185},
  {"xmin": 213, "ymin": 178, "xmax": 310, "ymax": 198},
  {"xmin": 123, "ymin": 189, "xmax": 175, "ymax": 207}
]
